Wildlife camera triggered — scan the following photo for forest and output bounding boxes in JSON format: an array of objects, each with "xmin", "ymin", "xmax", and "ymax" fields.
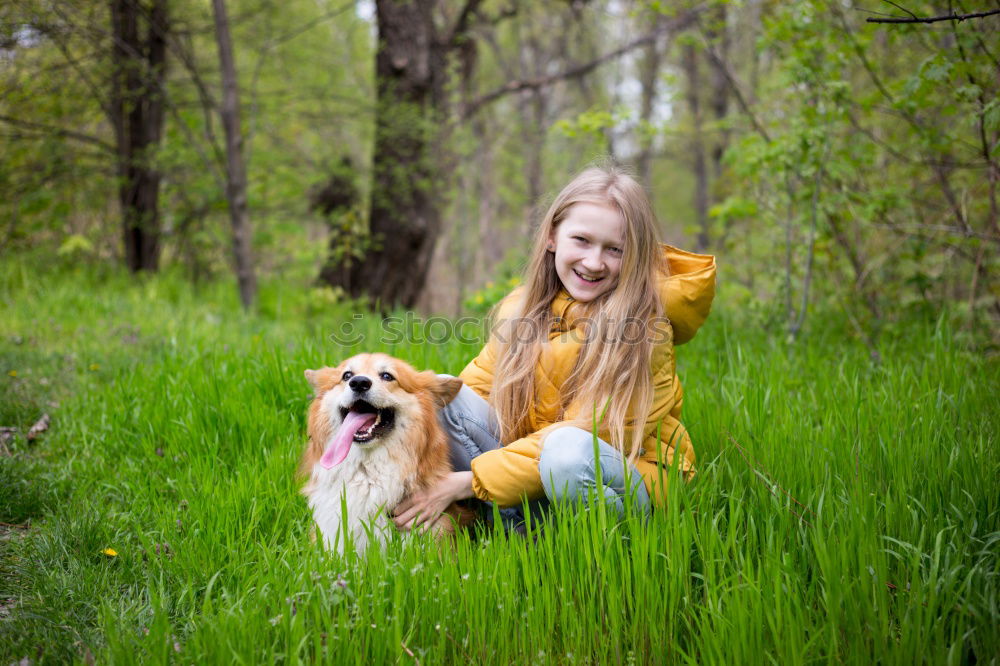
[
  {"xmin": 1, "ymin": 1, "xmax": 998, "ymax": 663},
  {"xmin": 1, "ymin": 0, "xmax": 997, "ymax": 333}
]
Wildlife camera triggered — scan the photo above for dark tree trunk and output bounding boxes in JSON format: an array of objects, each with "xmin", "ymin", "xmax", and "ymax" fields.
[
  {"xmin": 110, "ymin": 0, "xmax": 168, "ymax": 272},
  {"xmin": 211, "ymin": 0, "xmax": 257, "ymax": 309},
  {"xmin": 319, "ymin": 0, "xmax": 446, "ymax": 308},
  {"xmin": 707, "ymin": 4, "xmax": 730, "ymax": 183}
]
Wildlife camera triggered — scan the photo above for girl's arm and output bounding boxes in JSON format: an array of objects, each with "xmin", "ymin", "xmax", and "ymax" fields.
[{"xmin": 458, "ymin": 331, "xmax": 498, "ymax": 401}]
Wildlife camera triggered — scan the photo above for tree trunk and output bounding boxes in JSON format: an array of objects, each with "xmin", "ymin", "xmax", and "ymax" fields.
[
  {"xmin": 319, "ymin": 0, "xmax": 445, "ymax": 309},
  {"xmin": 683, "ymin": 43, "xmax": 709, "ymax": 252},
  {"xmin": 707, "ymin": 4, "xmax": 730, "ymax": 183},
  {"xmin": 520, "ymin": 89, "xmax": 547, "ymax": 237},
  {"xmin": 110, "ymin": 0, "xmax": 168, "ymax": 272},
  {"xmin": 516, "ymin": 19, "xmax": 553, "ymax": 237},
  {"xmin": 636, "ymin": 28, "xmax": 664, "ymax": 186},
  {"xmin": 212, "ymin": 0, "xmax": 257, "ymax": 310}
]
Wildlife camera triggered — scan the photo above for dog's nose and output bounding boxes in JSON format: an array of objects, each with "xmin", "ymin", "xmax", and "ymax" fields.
[{"xmin": 348, "ymin": 375, "xmax": 372, "ymax": 393}]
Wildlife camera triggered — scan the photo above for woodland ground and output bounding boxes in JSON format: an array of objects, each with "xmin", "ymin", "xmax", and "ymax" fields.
[{"xmin": 0, "ymin": 258, "xmax": 997, "ymax": 664}]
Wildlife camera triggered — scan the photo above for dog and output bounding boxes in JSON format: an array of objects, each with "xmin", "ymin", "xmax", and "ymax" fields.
[{"xmin": 300, "ymin": 353, "xmax": 472, "ymax": 555}]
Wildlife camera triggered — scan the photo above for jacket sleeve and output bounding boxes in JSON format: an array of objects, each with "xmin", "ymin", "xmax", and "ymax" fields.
[
  {"xmin": 470, "ymin": 432, "xmax": 547, "ymax": 506},
  {"xmin": 458, "ymin": 336, "xmax": 497, "ymax": 401},
  {"xmin": 637, "ymin": 337, "xmax": 682, "ymax": 445}
]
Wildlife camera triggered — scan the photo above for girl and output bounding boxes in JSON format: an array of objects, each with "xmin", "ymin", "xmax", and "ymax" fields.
[{"xmin": 393, "ymin": 164, "xmax": 715, "ymax": 530}]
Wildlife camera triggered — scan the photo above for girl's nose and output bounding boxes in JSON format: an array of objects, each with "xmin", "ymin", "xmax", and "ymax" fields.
[{"xmin": 581, "ymin": 249, "xmax": 604, "ymax": 272}]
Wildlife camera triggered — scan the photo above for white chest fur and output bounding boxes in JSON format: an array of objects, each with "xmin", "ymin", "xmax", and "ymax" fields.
[{"xmin": 305, "ymin": 444, "xmax": 412, "ymax": 555}]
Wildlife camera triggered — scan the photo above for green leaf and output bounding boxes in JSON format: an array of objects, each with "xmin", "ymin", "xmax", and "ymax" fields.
[{"xmin": 57, "ymin": 234, "xmax": 94, "ymax": 257}]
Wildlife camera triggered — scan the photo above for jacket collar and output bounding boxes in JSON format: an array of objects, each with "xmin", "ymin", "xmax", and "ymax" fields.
[{"xmin": 550, "ymin": 289, "xmax": 578, "ymax": 333}]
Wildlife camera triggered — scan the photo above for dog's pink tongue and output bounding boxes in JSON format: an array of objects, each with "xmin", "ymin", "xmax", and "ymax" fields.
[{"xmin": 320, "ymin": 410, "xmax": 377, "ymax": 469}]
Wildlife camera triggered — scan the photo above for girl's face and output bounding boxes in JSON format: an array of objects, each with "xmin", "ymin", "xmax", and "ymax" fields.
[{"xmin": 548, "ymin": 201, "xmax": 625, "ymax": 303}]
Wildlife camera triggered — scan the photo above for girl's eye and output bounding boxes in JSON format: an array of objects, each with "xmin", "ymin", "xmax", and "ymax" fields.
[
  {"xmin": 342, "ymin": 371, "xmax": 353, "ymax": 381},
  {"xmin": 609, "ymin": 247, "xmax": 623, "ymax": 256},
  {"xmin": 572, "ymin": 236, "xmax": 588, "ymax": 244},
  {"xmin": 380, "ymin": 372, "xmax": 395, "ymax": 382}
]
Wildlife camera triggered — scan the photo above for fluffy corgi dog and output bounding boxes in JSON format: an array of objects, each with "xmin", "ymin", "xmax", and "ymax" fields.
[{"xmin": 301, "ymin": 353, "xmax": 470, "ymax": 555}]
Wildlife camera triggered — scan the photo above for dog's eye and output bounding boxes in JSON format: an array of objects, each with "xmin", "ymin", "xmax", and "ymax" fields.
[
  {"xmin": 342, "ymin": 371, "xmax": 353, "ymax": 382},
  {"xmin": 379, "ymin": 372, "xmax": 395, "ymax": 382}
]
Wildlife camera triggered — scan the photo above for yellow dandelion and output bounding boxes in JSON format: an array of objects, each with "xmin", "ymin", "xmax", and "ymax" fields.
[
  {"xmin": 7, "ymin": 370, "xmax": 17, "ymax": 377},
  {"xmin": 101, "ymin": 548, "xmax": 118, "ymax": 557},
  {"xmin": 89, "ymin": 364, "xmax": 100, "ymax": 371}
]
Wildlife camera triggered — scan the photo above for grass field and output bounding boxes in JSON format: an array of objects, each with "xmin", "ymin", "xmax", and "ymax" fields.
[{"xmin": 1, "ymin": 260, "xmax": 998, "ymax": 664}]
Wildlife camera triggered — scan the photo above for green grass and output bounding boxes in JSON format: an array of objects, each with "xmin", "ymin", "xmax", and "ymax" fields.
[{"xmin": 1, "ymin": 258, "xmax": 997, "ymax": 664}]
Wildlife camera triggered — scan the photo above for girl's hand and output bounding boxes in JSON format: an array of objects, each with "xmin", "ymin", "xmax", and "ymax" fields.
[{"xmin": 393, "ymin": 471, "xmax": 474, "ymax": 533}]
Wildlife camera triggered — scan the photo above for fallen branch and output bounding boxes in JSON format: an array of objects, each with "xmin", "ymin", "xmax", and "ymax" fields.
[{"xmin": 27, "ymin": 413, "xmax": 50, "ymax": 441}]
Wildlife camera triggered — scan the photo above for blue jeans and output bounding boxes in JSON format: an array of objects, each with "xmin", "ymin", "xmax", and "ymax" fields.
[{"xmin": 438, "ymin": 381, "xmax": 651, "ymax": 519}]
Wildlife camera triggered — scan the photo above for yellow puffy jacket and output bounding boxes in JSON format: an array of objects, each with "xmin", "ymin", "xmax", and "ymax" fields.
[{"xmin": 461, "ymin": 244, "xmax": 717, "ymax": 507}]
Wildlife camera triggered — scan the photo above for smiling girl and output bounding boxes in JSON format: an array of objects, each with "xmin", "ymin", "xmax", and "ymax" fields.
[{"xmin": 394, "ymin": 164, "xmax": 716, "ymax": 529}]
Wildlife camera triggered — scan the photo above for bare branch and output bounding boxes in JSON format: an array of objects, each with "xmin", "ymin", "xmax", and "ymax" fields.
[
  {"xmin": 260, "ymin": 1, "xmax": 356, "ymax": 50},
  {"xmin": 0, "ymin": 114, "xmax": 114, "ymax": 152},
  {"xmin": 882, "ymin": 1, "xmax": 919, "ymax": 19},
  {"xmin": 447, "ymin": 0, "xmax": 485, "ymax": 46},
  {"xmin": 870, "ymin": 222, "xmax": 1000, "ymax": 243},
  {"xmin": 949, "ymin": 1, "xmax": 1000, "ymax": 236},
  {"xmin": 790, "ymin": 146, "xmax": 829, "ymax": 340},
  {"xmin": 244, "ymin": 1, "xmax": 357, "ymax": 155},
  {"xmin": 43, "ymin": 6, "xmax": 115, "ymax": 120},
  {"xmin": 461, "ymin": 14, "xmax": 694, "ymax": 120},
  {"xmin": 146, "ymin": 20, "xmax": 227, "ymax": 171},
  {"xmin": 697, "ymin": 32, "xmax": 771, "ymax": 143},
  {"xmin": 845, "ymin": 107, "xmax": 985, "ymax": 169},
  {"xmin": 956, "ymin": 0, "xmax": 1000, "ymax": 69},
  {"xmin": 866, "ymin": 8, "xmax": 1000, "ymax": 23}
]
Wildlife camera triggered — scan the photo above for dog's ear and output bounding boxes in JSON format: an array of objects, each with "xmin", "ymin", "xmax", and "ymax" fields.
[
  {"xmin": 304, "ymin": 369, "xmax": 320, "ymax": 391},
  {"xmin": 428, "ymin": 375, "xmax": 463, "ymax": 408}
]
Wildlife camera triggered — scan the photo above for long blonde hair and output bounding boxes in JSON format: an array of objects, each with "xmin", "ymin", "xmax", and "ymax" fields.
[{"xmin": 490, "ymin": 164, "xmax": 667, "ymax": 461}]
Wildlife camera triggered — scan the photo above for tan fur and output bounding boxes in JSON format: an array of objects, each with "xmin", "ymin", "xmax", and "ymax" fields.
[{"xmin": 301, "ymin": 354, "xmax": 475, "ymax": 547}]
